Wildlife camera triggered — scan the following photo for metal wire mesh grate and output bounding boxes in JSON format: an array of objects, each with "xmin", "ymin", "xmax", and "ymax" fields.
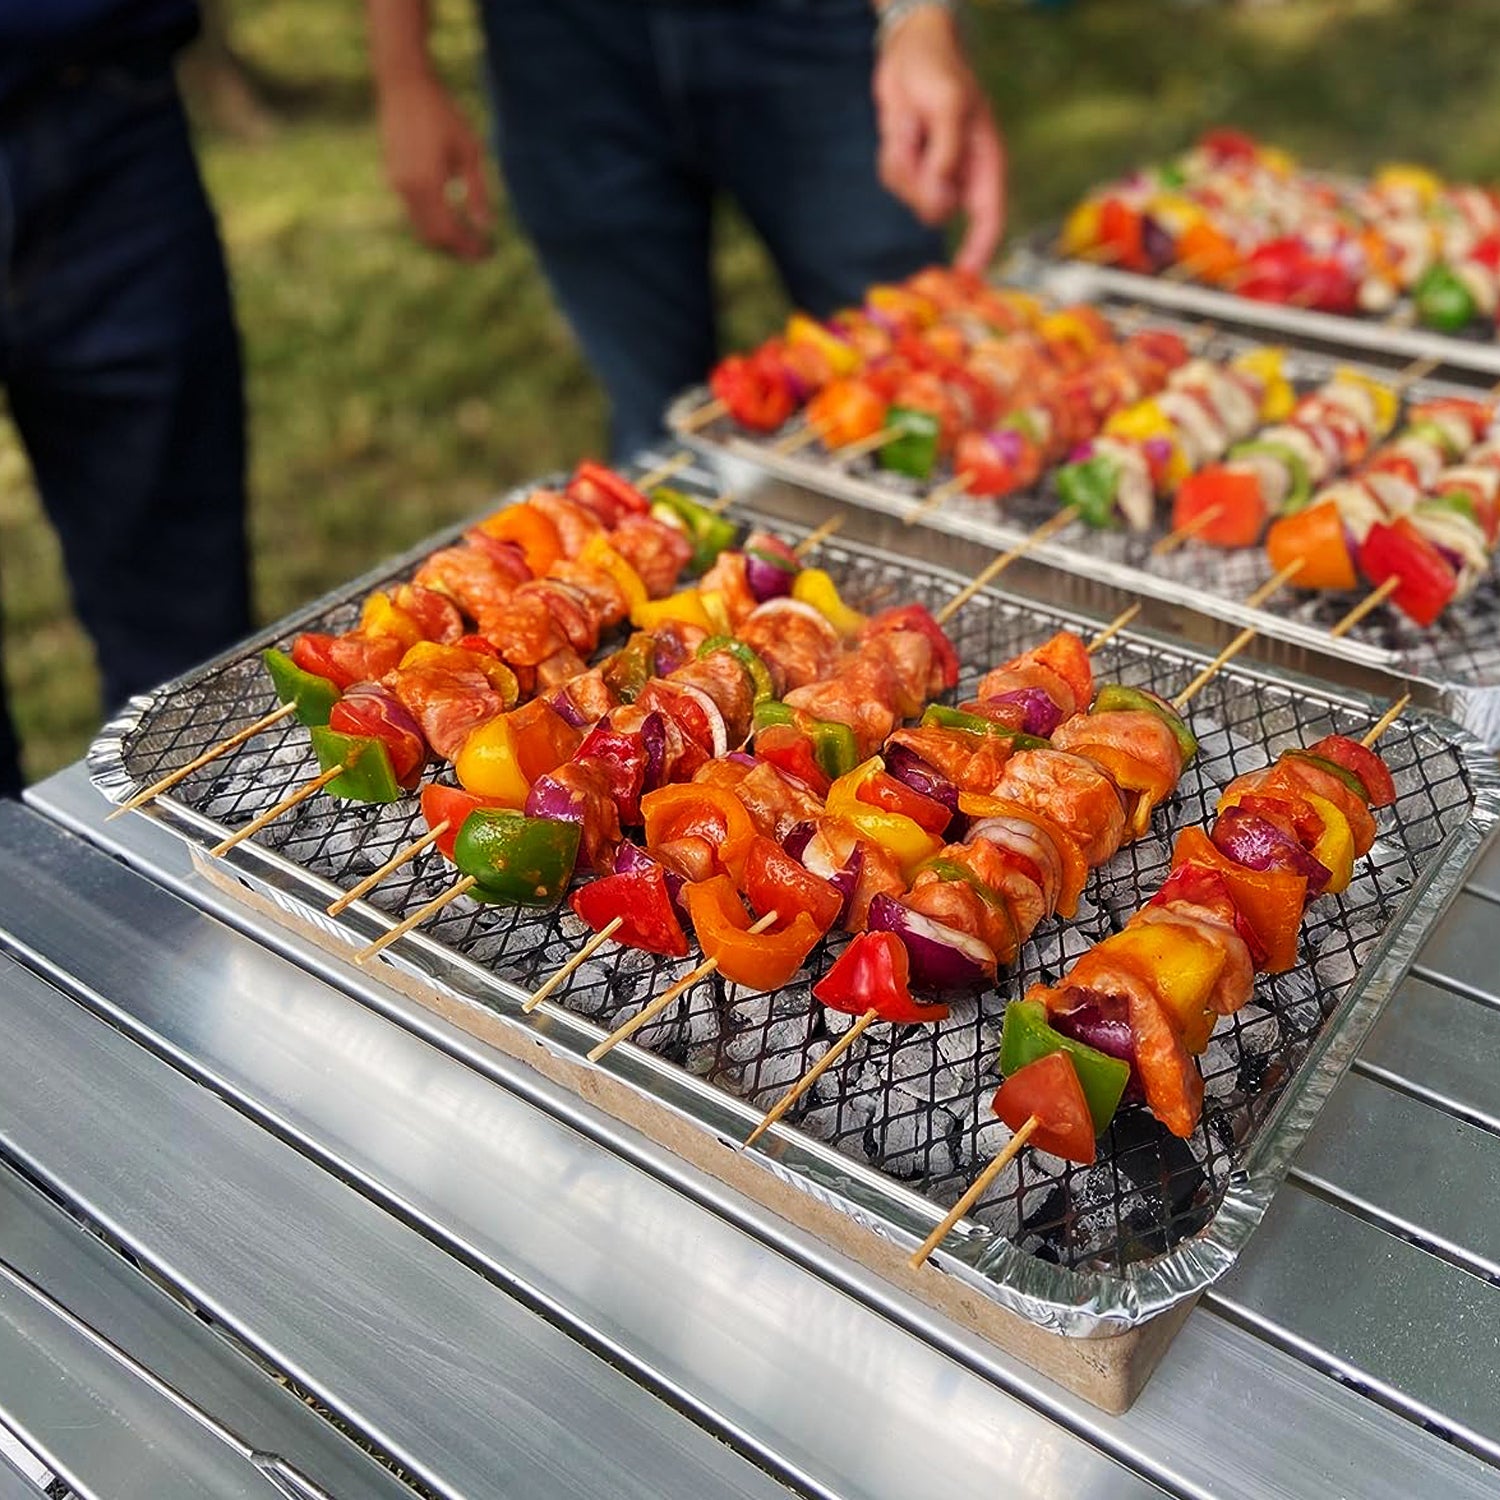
[
  {"xmin": 110, "ymin": 523, "xmax": 1478, "ymax": 1278},
  {"xmin": 670, "ymin": 318, "xmax": 1500, "ymax": 730}
]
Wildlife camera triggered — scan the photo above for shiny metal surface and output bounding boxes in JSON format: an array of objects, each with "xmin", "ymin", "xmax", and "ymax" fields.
[
  {"xmin": 1414, "ymin": 890, "xmax": 1500, "ymax": 1003},
  {"xmin": 19, "ymin": 769, "xmax": 1500, "ymax": 1499},
  {"xmin": 0, "ymin": 942, "xmax": 793, "ymax": 1500},
  {"xmin": 0, "ymin": 1456, "xmax": 43, "ymax": 1500},
  {"xmin": 0, "ymin": 1159, "xmax": 408, "ymax": 1500}
]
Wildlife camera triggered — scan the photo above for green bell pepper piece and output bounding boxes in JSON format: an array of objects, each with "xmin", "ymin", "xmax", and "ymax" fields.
[
  {"xmin": 1414, "ymin": 263, "xmax": 1477, "ymax": 334},
  {"xmin": 1228, "ymin": 439, "xmax": 1311, "ymax": 514},
  {"xmin": 1280, "ymin": 749, "xmax": 1370, "ymax": 801},
  {"xmin": 308, "ymin": 726, "xmax": 402, "ymax": 803},
  {"xmin": 1406, "ymin": 419, "xmax": 1466, "ymax": 463},
  {"xmin": 650, "ymin": 487, "xmax": 738, "ymax": 573},
  {"xmin": 1092, "ymin": 682, "xmax": 1198, "ymax": 765},
  {"xmin": 1055, "ymin": 454, "xmax": 1120, "ymax": 529},
  {"xmin": 698, "ymin": 635, "xmax": 775, "ymax": 703},
  {"xmin": 1424, "ymin": 490, "xmax": 1479, "ymax": 524},
  {"xmin": 753, "ymin": 700, "xmax": 859, "ymax": 780},
  {"xmin": 602, "ymin": 631, "xmax": 657, "ymax": 704},
  {"xmin": 999, "ymin": 999, "xmax": 1129, "ymax": 1135},
  {"xmin": 452, "ymin": 808, "xmax": 581, "ymax": 907},
  {"xmin": 878, "ymin": 406, "xmax": 941, "ymax": 479},
  {"xmin": 263, "ymin": 647, "xmax": 339, "ymax": 727},
  {"xmin": 919, "ymin": 704, "xmax": 1049, "ymax": 748}
]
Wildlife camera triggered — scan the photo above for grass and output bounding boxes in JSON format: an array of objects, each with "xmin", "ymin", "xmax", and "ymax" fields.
[{"xmin": 5, "ymin": 0, "xmax": 1500, "ymax": 783}]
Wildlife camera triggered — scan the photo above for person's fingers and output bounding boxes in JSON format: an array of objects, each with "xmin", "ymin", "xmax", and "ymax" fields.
[
  {"xmin": 913, "ymin": 83, "xmax": 965, "ymax": 223},
  {"xmin": 456, "ymin": 128, "xmax": 496, "ymax": 235},
  {"xmin": 954, "ymin": 115, "xmax": 1006, "ymax": 273},
  {"xmin": 876, "ymin": 88, "xmax": 924, "ymax": 204},
  {"xmin": 404, "ymin": 180, "xmax": 481, "ymax": 260}
]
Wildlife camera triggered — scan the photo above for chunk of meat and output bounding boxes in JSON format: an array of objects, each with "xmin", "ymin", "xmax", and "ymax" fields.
[
  {"xmin": 1051, "ymin": 710, "xmax": 1182, "ymax": 839},
  {"xmin": 534, "ymin": 761, "xmax": 621, "ymax": 872},
  {"xmin": 730, "ymin": 761, "xmax": 824, "ymax": 842},
  {"xmin": 858, "ymin": 630, "xmax": 934, "ymax": 718},
  {"xmin": 739, "ymin": 604, "xmax": 842, "ymax": 692},
  {"xmin": 696, "ymin": 549, "xmax": 760, "ymax": 629},
  {"xmin": 670, "ymin": 653, "xmax": 756, "ymax": 746},
  {"xmin": 785, "ymin": 649, "xmax": 900, "ymax": 758},
  {"xmin": 413, "ymin": 546, "xmax": 519, "ymax": 622},
  {"xmin": 389, "ymin": 663, "xmax": 508, "ymax": 761},
  {"xmin": 609, "ymin": 515, "xmax": 695, "ymax": 598},
  {"xmin": 992, "ymin": 749, "xmax": 1126, "ymax": 867},
  {"xmin": 527, "ymin": 490, "xmax": 605, "ymax": 557}
]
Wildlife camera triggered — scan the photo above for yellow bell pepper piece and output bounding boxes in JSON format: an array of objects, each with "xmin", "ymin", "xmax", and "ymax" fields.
[
  {"xmin": 867, "ymin": 284, "xmax": 940, "ymax": 330},
  {"xmin": 1231, "ymin": 347, "xmax": 1295, "ymax": 423},
  {"xmin": 397, "ymin": 641, "xmax": 520, "ymax": 704},
  {"xmin": 785, "ymin": 313, "xmax": 860, "ymax": 377},
  {"xmin": 1101, "ymin": 925, "xmax": 1224, "ymax": 1054},
  {"xmin": 826, "ymin": 758, "xmax": 943, "ymax": 880},
  {"xmin": 453, "ymin": 715, "xmax": 530, "ymax": 807},
  {"xmin": 360, "ymin": 592, "xmax": 426, "ymax": 651},
  {"xmin": 1058, "ymin": 198, "xmax": 1104, "ymax": 257},
  {"xmin": 1143, "ymin": 192, "xmax": 1204, "ymax": 240},
  {"xmin": 631, "ymin": 588, "xmax": 715, "ymax": 633},
  {"xmin": 791, "ymin": 568, "xmax": 865, "ymax": 639},
  {"xmin": 1257, "ymin": 145, "xmax": 1297, "ymax": 178},
  {"xmin": 1335, "ymin": 369, "xmax": 1400, "ymax": 437},
  {"xmin": 1102, "ymin": 400, "xmax": 1191, "ymax": 488},
  {"xmin": 1375, "ymin": 163, "xmax": 1442, "ymax": 206},
  {"xmin": 579, "ymin": 535, "xmax": 648, "ymax": 614}
]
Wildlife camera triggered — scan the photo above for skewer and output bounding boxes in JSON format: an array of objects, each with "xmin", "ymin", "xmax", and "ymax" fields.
[
  {"xmin": 1085, "ymin": 602, "xmax": 1141, "ymax": 654},
  {"xmin": 828, "ymin": 424, "xmax": 906, "ymax": 466},
  {"xmin": 208, "ymin": 760, "xmax": 349, "ymax": 858},
  {"xmin": 706, "ymin": 490, "xmax": 738, "ymax": 515},
  {"xmin": 326, "ymin": 820, "xmax": 451, "ymax": 916},
  {"xmin": 906, "ymin": 1116, "xmax": 1040, "ymax": 1270},
  {"xmin": 1168, "ymin": 559, "xmax": 1304, "ymax": 711},
  {"xmin": 905, "ymin": 473, "xmax": 971, "ymax": 526},
  {"xmin": 744, "ymin": 1007, "xmax": 880, "ymax": 1147},
  {"xmin": 1362, "ymin": 693, "xmax": 1411, "ymax": 748},
  {"xmin": 523, "ymin": 915, "xmax": 623, "ymax": 1012},
  {"xmin": 793, "ymin": 515, "xmax": 843, "ymax": 558},
  {"xmin": 353, "ymin": 875, "xmax": 477, "ymax": 964},
  {"xmin": 107, "ymin": 700, "xmax": 298, "ymax": 820},
  {"xmin": 586, "ymin": 910, "xmax": 780, "ymax": 1063},
  {"xmin": 681, "ymin": 397, "xmax": 729, "ymax": 432},
  {"xmin": 933, "ymin": 506, "xmax": 1079, "ymax": 626},
  {"xmin": 1152, "ymin": 504, "xmax": 1224, "ymax": 557},
  {"xmin": 1329, "ymin": 576, "xmax": 1400, "ymax": 638},
  {"xmin": 635, "ymin": 451, "xmax": 694, "ymax": 491}
]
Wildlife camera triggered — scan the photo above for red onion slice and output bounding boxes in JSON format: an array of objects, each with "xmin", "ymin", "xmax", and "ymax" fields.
[
  {"xmin": 866, "ymin": 893, "xmax": 995, "ymax": 991},
  {"xmin": 1213, "ymin": 808, "xmax": 1330, "ymax": 895}
]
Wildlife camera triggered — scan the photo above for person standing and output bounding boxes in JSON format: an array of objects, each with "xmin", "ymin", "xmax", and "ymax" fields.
[
  {"xmin": 365, "ymin": 0, "xmax": 1005, "ymax": 459},
  {"xmin": 0, "ymin": 0, "xmax": 251, "ymax": 797}
]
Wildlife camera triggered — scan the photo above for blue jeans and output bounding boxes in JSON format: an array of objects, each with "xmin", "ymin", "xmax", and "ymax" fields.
[
  {"xmin": 0, "ymin": 51, "xmax": 250, "ymax": 796},
  {"xmin": 480, "ymin": 0, "xmax": 944, "ymax": 460}
]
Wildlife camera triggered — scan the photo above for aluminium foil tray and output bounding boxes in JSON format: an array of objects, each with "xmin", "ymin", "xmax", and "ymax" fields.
[
  {"xmin": 88, "ymin": 490, "xmax": 1500, "ymax": 1344},
  {"xmin": 669, "ymin": 323, "xmax": 1500, "ymax": 748}
]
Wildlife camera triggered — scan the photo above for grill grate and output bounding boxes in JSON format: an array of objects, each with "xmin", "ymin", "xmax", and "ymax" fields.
[{"xmin": 108, "ymin": 523, "xmax": 1479, "ymax": 1280}]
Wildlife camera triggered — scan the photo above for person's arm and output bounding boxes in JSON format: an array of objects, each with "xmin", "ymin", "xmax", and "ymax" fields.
[
  {"xmin": 870, "ymin": 0, "xmax": 1006, "ymax": 273},
  {"xmin": 364, "ymin": 0, "xmax": 493, "ymax": 259}
]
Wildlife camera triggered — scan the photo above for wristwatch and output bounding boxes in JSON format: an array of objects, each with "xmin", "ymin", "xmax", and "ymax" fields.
[{"xmin": 875, "ymin": 0, "xmax": 958, "ymax": 47}]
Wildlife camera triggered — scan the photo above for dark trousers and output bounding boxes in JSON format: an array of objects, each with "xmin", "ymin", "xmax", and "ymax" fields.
[
  {"xmin": 479, "ymin": 0, "xmax": 944, "ymax": 461},
  {"xmin": 0, "ymin": 52, "xmax": 250, "ymax": 797}
]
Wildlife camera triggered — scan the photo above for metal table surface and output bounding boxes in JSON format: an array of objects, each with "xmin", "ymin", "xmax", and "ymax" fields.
[{"xmin": 4, "ymin": 480, "xmax": 1500, "ymax": 1500}]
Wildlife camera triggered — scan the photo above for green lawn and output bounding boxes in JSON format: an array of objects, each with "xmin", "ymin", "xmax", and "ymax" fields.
[{"xmin": 5, "ymin": 0, "xmax": 1500, "ymax": 783}]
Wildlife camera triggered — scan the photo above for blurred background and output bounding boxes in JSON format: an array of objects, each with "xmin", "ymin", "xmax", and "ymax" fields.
[{"xmin": 4, "ymin": 0, "xmax": 1500, "ymax": 783}]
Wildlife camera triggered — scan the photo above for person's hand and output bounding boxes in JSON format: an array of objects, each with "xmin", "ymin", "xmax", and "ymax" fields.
[
  {"xmin": 376, "ymin": 71, "xmax": 494, "ymax": 260},
  {"xmin": 873, "ymin": 5, "xmax": 1006, "ymax": 274}
]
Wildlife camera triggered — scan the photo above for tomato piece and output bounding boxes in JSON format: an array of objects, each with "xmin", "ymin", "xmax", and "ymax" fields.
[
  {"xmin": 744, "ymin": 836, "xmax": 843, "ymax": 934},
  {"xmin": 812, "ymin": 931, "xmax": 950, "ymax": 1024},
  {"xmin": 1306, "ymin": 734, "xmax": 1397, "ymax": 808},
  {"xmin": 1358, "ymin": 517, "xmax": 1457, "ymax": 627},
  {"xmin": 420, "ymin": 784, "xmax": 505, "ymax": 861},
  {"xmin": 857, "ymin": 770, "xmax": 952, "ymax": 835},
  {"xmin": 684, "ymin": 875, "xmax": 822, "ymax": 991},
  {"xmin": 571, "ymin": 865, "xmax": 687, "ymax": 957},
  {"xmin": 992, "ymin": 1052, "xmax": 1096, "ymax": 1164},
  {"xmin": 710, "ymin": 349, "xmax": 796, "ymax": 432},
  {"xmin": 1265, "ymin": 501, "xmax": 1358, "ymax": 592},
  {"xmin": 1171, "ymin": 467, "xmax": 1267, "ymax": 548}
]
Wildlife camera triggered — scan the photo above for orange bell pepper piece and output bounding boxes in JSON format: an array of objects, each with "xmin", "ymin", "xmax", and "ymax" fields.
[
  {"xmin": 507, "ymin": 699, "xmax": 583, "ymax": 783},
  {"xmin": 1266, "ymin": 501, "xmax": 1358, "ymax": 592},
  {"xmin": 478, "ymin": 502, "xmax": 563, "ymax": 578},
  {"xmin": 642, "ymin": 783, "xmax": 758, "ymax": 885},
  {"xmin": 684, "ymin": 875, "xmax": 823, "ymax": 991}
]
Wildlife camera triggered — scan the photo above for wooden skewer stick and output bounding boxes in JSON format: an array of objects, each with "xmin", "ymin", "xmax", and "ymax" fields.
[
  {"xmin": 353, "ymin": 876, "xmax": 477, "ymax": 965},
  {"xmin": 1329, "ymin": 575, "xmax": 1401, "ymax": 638},
  {"xmin": 524, "ymin": 916, "xmax": 624, "ymax": 1013},
  {"xmin": 1169, "ymin": 559, "xmax": 1304, "ymax": 711},
  {"xmin": 772, "ymin": 423, "xmax": 827, "ymax": 457},
  {"xmin": 635, "ymin": 451, "xmax": 694, "ymax": 491},
  {"xmin": 326, "ymin": 820, "xmax": 451, "ymax": 917},
  {"xmin": 905, "ymin": 472, "xmax": 972, "ymax": 527},
  {"xmin": 208, "ymin": 760, "xmax": 348, "ymax": 858},
  {"xmin": 681, "ymin": 398, "xmax": 728, "ymax": 433},
  {"xmin": 793, "ymin": 515, "xmax": 843, "ymax": 558},
  {"xmin": 744, "ymin": 1007, "xmax": 880, "ymax": 1148},
  {"xmin": 1393, "ymin": 354, "xmax": 1440, "ymax": 391},
  {"xmin": 1086, "ymin": 602, "xmax": 1142, "ymax": 654},
  {"xmin": 1152, "ymin": 504, "xmax": 1224, "ymax": 558},
  {"xmin": 933, "ymin": 506, "xmax": 1079, "ymax": 627},
  {"xmin": 829, "ymin": 424, "xmax": 904, "ymax": 466},
  {"xmin": 107, "ymin": 700, "xmax": 298, "ymax": 820},
  {"xmin": 907, "ymin": 1115, "xmax": 1041, "ymax": 1270},
  {"xmin": 706, "ymin": 489, "xmax": 738, "ymax": 515},
  {"xmin": 587, "ymin": 910, "xmax": 780, "ymax": 1063},
  {"xmin": 1362, "ymin": 694, "xmax": 1411, "ymax": 749}
]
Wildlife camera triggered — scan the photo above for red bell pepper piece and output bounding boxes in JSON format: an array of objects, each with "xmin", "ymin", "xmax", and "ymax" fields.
[
  {"xmin": 753, "ymin": 724, "xmax": 832, "ymax": 797},
  {"xmin": 812, "ymin": 931, "xmax": 949, "ymax": 1024},
  {"xmin": 856, "ymin": 770, "xmax": 952, "ymax": 835},
  {"xmin": 1358, "ymin": 517, "xmax": 1457, "ymax": 627},
  {"xmin": 710, "ymin": 349, "xmax": 795, "ymax": 432},
  {"xmin": 566, "ymin": 459, "xmax": 650, "ymax": 520},
  {"xmin": 573, "ymin": 719, "xmax": 649, "ymax": 826},
  {"xmin": 421, "ymin": 784, "xmax": 506, "ymax": 861},
  {"xmin": 992, "ymin": 1051, "xmax": 1096, "ymax": 1164},
  {"xmin": 328, "ymin": 684, "xmax": 426, "ymax": 788},
  {"xmin": 744, "ymin": 836, "xmax": 843, "ymax": 935},
  {"xmin": 571, "ymin": 864, "xmax": 688, "ymax": 957}
]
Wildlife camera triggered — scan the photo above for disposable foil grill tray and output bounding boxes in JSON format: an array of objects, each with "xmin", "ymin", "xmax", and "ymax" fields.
[
  {"xmin": 669, "ymin": 320, "xmax": 1500, "ymax": 749},
  {"xmin": 89, "ymin": 504, "xmax": 1500, "ymax": 1333}
]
